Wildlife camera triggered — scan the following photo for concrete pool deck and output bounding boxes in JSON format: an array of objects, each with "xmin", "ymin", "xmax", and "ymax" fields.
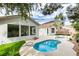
[{"xmin": 19, "ymin": 36, "xmax": 76, "ymax": 56}]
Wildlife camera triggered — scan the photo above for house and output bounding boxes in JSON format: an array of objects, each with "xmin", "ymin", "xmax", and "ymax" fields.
[
  {"xmin": 0, "ymin": 15, "xmax": 39, "ymax": 44},
  {"xmin": 39, "ymin": 20, "xmax": 75, "ymax": 37},
  {"xmin": 39, "ymin": 21, "xmax": 56, "ymax": 36}
]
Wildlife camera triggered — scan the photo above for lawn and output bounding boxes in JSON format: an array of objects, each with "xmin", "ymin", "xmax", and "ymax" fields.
[{"xmin": 0, "ymin": 40, "xmax": 25, "ymax": 56}]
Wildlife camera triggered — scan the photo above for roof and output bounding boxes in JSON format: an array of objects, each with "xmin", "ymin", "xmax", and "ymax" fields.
[
  {"xmin": 0, "ymin": 15, "xmax": 40, "ymax": 25},
  {"xmin": 29, "ymin": 18, "xmax": 40, "ymax": 25},
  {"xmin": 39, "ymin": 20, "xmax": 55, "ymax": 28},
  {"xmin": 41, "ymin": 20, "xmax": 55, "ymax": 25},
  {"xmin": 0, "ymin": 15, "xmax": 18, "ymax": 20}
]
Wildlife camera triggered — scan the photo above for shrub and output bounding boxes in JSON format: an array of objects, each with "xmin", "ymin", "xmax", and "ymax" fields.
[
  {"xmin": 73, "ymin": 22, "xmax": 79, "ymax": 31},
  {"xmin": 75, "ymin": 33, "xmax": 79, "ymax": 42}
]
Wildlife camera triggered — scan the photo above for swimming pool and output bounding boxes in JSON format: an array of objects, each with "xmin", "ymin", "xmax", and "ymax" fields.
[{"xmin": 33, "ymin": 40, "xmax": 61, "ymax": 52}]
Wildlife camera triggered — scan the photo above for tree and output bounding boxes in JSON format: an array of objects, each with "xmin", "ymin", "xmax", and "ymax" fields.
[
  {"xmin": 0, "ymin": 3, "xmax": 63, "ymax": 20},
  {"xmin": 0, "ymin": 3, "xmax": 40, "ymax": 20},
  {"xmin": 67, "ymin": 4, "xmax": 79, "ymax": 22},
  {"xmin": 54, "ymin": 13, "xmax": 64, "ymax": 30},
  {"xmin": 55, "ymin": 13, "xmax": 64, "ymax": 20},
  {"xmin": 73, "ymin": 22, "xmax": 79, "ymax": 31},
  {"xmin": 67, "ymin": 4, "xmax": 79, "ymax": 32},
  {"xmin": 41, "ymin": 3, "xmax": 64, "ymax": 29},
  {"xmin": 42, "ymin": 3, "xmax": 64, "ymax": 30},
  {"xmin": 42, "ymin": 3, "xmax": 63, "ymax": 15}
]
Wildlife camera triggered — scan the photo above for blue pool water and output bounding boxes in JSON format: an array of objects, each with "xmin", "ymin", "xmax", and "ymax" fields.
[{"xmin": 33, "ymin": 40, "xmax": 61, "ymax": 52}]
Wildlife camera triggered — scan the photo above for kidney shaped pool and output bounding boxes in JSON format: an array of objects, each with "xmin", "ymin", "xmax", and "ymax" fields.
[{"xmin": 33, "ymin": 40, "xmax": 61, "ymax": 52}]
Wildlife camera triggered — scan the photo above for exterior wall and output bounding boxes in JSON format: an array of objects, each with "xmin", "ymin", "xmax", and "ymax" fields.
[
  {"xmin": 39, "ymin": 27, "xmax": 56, "ymax": 36},
  {"xmin": 39, "ymin": 28, "xmax": 48, "ymax": 36},
  {"xmin": 39, "ymin": 21, "xmax": 56, "ymax": 36},
  {"xmin": 39, "ymin": 21, "xmax": 54, "ymax": 28},
  {"xmin": 0, "ymin": 16, "xmax": 39, "ymax": 44},
  {"xmin": 0, "ymin": 24, "xmax": 8, "ymax": 44}
]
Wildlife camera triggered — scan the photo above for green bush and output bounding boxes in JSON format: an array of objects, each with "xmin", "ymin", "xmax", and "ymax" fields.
[
  {"xmin": 56, "ymin": 34, "xmax": 70, "ymax": 36},
  {"xmin": 76, "ymin": 33, "xmax": 79, "ymax": 40},
  {"xmin": 0, "ymin": 41, "xmax": 25, "ymax": 56},
  {"xmin": 69, "ymin": 38, "xmax": 72, "ymax": 41},
  {"xmin": 73, "ymin": 22, "xmax": 79, "ymax": 31}
]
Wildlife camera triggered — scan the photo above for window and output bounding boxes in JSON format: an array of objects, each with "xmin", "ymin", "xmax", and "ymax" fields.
[
  {"xmin": 8, "ymin": 24, "xmax": 19, "ymax": 37},
  {"xmin": 21, "ymin": 25, "xmax": 29, "ymax": 36},
  {"xmin": 47, "ymin": 28, "xmax": 49, "ymax": 34},
  {"xmin": 30, "ymin": 26, "xmax": 36, "ymax": 35},
  {"xmin": 51, "ymin": 28, "xmax": 55, "ymax": 33}
]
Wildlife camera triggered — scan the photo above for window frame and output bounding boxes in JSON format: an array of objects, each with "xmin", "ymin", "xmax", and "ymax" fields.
[
  {"xmin": 30, "ymin": 26, "xmax": 36, "ymax": 35},
  {"xmin": 21, "ymin": 25, "xmax": 29, "ymax": 36},
  {"xmin": 7, "ymin": 24, "xmax": 19, "ymax": 38},
  {"xmin": 51, "ymin": 28, "xmax": 55, "ymax": 33}
]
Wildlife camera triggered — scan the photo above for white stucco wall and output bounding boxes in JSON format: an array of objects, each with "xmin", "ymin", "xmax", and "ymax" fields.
[
  {"xmin": 0, "ymin": 16, "xmax": 39, "ymax": 44},
  {"xmin": 39, "ymin": 28, "xmax": 47, "ymax": 36},
  {"xmin": 39, "ymin": 27, "xmax": 56, "ymax": 36}
]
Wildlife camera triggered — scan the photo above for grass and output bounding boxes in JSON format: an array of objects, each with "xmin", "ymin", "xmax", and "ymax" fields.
[{"xmin": 0, "ymin": 40, "xmax": 25, "ymax": 56}]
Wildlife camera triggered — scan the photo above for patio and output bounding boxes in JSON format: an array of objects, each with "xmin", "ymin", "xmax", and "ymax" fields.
[{"xmin": 19, "ymin": 35, "xmax": 76, "ymax": 56}]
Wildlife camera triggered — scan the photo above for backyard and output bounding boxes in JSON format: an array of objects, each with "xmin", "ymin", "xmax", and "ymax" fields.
[
  {"xmin": 0, "ymin": 40, "xmax": 25, "ymax": 56},
  {"xmin": 0, "ymin": 3, "xmax": 79, "ymax": 56}
]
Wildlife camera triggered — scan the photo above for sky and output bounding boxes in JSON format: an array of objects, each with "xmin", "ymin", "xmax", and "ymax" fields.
[
  {"xmin": 0, "ymin": 3, "xmax": 76, "ymax": 25},
  {"xmin": 31, "ymin": 3, "xmax": 76, "ymax": 25}
]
